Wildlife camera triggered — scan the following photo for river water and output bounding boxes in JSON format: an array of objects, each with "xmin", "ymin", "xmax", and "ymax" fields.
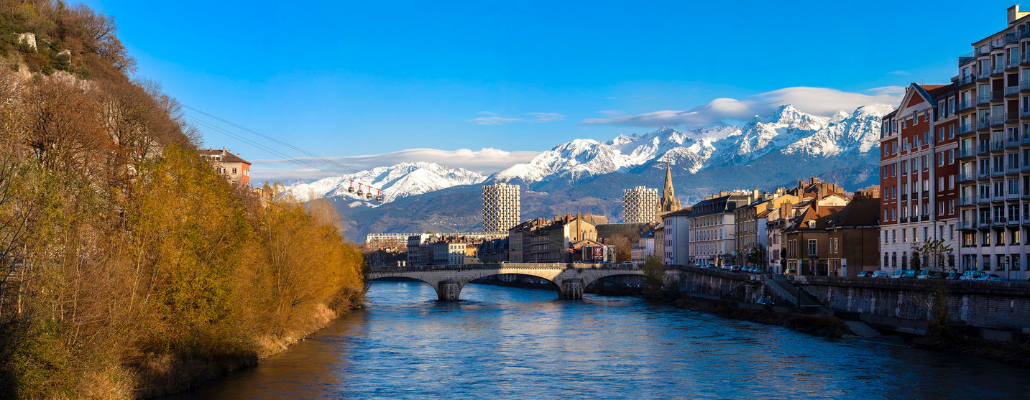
[{"xmin": 167, "ymin": 281, "xmax": 1030, "ymax": 399}]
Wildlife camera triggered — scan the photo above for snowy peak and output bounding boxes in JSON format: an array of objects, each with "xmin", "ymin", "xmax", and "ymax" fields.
[
  {"xmin": 493, "ymin": 103, "xmax": 895, "ymax": 183},
  {"xmin": 284, "ymin": 162, "xmax": 486, "ymax": 206}
]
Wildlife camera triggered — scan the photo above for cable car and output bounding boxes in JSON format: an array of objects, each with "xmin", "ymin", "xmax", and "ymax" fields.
[
  {"xmin": 365, "ymin": 192, "xmax": 373, "ymax": 200},
  {"xmin": 356, "ymin": 184, "xmax": 364, "ymax": 197},
  {"xmin": 347, "ymin": 182, "xmax": 355, "ymax": 193},
  {"xmin": 374, "ymin": 191, "xmax": 383, "ymax": 202}
]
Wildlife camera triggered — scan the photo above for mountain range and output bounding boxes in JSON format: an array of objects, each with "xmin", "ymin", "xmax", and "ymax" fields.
[{"xmin": 284, "ymin": 104, "xmax": 894, "ymax": 241}]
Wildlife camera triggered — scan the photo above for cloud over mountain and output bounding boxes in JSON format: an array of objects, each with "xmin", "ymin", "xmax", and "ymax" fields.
[{"xmin": 581, "ymin": 86, "xmax": 904, "ymax": 128}]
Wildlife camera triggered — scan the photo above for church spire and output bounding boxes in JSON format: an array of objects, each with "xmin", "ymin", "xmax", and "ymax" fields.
[
  {"xmin": 659, "ymin": 165, "xmax": 681, "ymax": 212},
  {"xmin": 663, "ymin": 165, "xmax": 675, "ymax": 199}
]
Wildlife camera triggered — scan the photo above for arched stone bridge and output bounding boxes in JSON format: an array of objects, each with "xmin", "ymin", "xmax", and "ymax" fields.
[{"xmin": 368, "ymin": 263, "xmax": 648, "ymax": 301}]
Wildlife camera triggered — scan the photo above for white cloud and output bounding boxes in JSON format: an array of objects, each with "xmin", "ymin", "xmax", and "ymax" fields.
[
  {"xmin": 467, "ymin": 111, "xmax": 566, "ymax": 125},
  {"xmin": 581, "ymin": 86, "xmax": 905, "ymax": 128},
  {"xmin": 250, "ymin": 147, "xmax": 541, "ymax": 182},
  {"xmin": 598, "ymin": 110, "xmax": 623, "ymax": 115}
]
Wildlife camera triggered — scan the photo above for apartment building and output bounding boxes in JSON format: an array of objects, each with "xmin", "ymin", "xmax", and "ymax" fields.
[
  {"xmin": 623, "ymin": 186, "xmax": 659, "ymax": 223},
  {"xmin": 631, "ymin": 229, "xmax": 656, "ymax": 263},
  {"xmin": 880, "ymin": 83, "xmax": 960, "ymax": 273},
  {"xmin": 951, "ymin": 5, "xmax": 1030, "ymax": 280},
  {"xmin": 687, "ymin": 192, "xmax": 751, "ymax": 266},
  {"xmin": 661, "ymin": 208, "xmax": 692, "ymax": 266},
  {"xmin": 507, "ymin": 214, "xmax": 600, "ymax": 263},
  {"xmin": 483, "ymin": 183, "xmax": 521, "ymax": 234}
]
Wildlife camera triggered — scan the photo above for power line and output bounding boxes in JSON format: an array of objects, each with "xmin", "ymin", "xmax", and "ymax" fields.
[
  {"xmin": 183, "ymin": 110, "xmax": 384, "ymax": 199},
  {"xmin": 183, "ymin": 105, "xmax": 364, "ymax": 175}
]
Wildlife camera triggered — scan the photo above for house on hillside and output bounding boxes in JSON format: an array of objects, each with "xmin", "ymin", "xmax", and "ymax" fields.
[{"xmin": 198, "ymin": 148, "xmax": 251, "ymax": 186}]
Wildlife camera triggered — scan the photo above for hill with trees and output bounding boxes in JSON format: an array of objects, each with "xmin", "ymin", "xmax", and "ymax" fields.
[{"xmin": 0, "ymin": 1, "xmax": 366, "ymax": 398}]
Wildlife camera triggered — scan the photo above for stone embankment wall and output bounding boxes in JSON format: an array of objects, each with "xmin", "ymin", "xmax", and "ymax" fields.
[
  {"xmin": 670, "ymin": 266, "xmax": 772, "ymax": 303},
  {"xmin": 795, "ymin": 276, "xmax": 1030, "ymax": 334}
]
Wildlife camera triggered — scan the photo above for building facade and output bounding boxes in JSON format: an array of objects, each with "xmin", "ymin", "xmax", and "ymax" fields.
[
  {"xmin": 623, "ymin": 186, "xmax": 659, "ymax": 223},
  {"xmin": 687, "ymin": 193, "xmax": 751, "ymax": 266},
  {"xmin": 661, "ymin": 208, "xmax": 692, "ymax": 266},
  {"xmin": 198, "ymin": 148, "xmax": 251, "ymax": 185},
  {"xmin": 507, "ymin": 214, "xmax": 599, "ymax": 263},
  {"xmin": 630, "ymin": 230, "xmax": 656, "ymax": 263},
  {"xmin": 949, "ymin": 5, "xmax": 1030, "ymax": 280},
  {"xmin": 483, "ymin": 183, "xmax": 521, "ymax": 234},
  {"xmin": 880, "ymin": 83, "xmax": 960, "ymax": 274}
]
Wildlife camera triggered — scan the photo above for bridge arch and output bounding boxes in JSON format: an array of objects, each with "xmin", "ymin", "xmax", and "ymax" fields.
[{"xmin": 367, "ymin": 264, "xmax": 648, "ymax": 301}]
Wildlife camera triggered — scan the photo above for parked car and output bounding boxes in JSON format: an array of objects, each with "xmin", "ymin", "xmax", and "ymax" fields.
[
  {"xmin": 916, "ymin": 270, "xmax": 942, "ymax": 279},
  {"xmin": 756, "ymin": 298, "xmax": 775, "ymax": 306},
  {"xmin": 871, "ymin": 271, "xmax": 891, "ymax": 278},
  {"xmin": 729, "ymin": 265, "xmax": 742, "ymax": 273},
  {"xmin": 901, "ymin": 270, "xmax": 919, "ymax": 279},
  {"xmin": 621, "ymin": 261, "xmax": 634, "ymax": 265},
  {"xmin": 890, "ymin": 270, "xmax": 904, "ymax": 279},
  {"xmin": 721, "ymin": 265, "xmax": 732, "ymax": 271},
  {"xmin": 960, "ymin": 271, "xmax": 984, "ymax": 281},
  {"xmin": 742, "ymin": 266, "xmax": 753, "ymax": 273},
  {"xmin": 944, "ymin": 272, "xmax": 960, "ymax": 280},
  {"xmin": 977, "ymin": 273, "xmax": 1002, "ymax": 281},
  {"xmin": 857, "ymin": 271, "xmax": 872, "ymax": 278},
  {"xmin": 783, "ymin": 268, "xmax": 798, "ymax": 276}
]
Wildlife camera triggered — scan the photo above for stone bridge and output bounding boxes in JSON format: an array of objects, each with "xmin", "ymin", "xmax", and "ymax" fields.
[{"xmin": 368, "ymin": 263, "xmax": 646, "ymax": 301}]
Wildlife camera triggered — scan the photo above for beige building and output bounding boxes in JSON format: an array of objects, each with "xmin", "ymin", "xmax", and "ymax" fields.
[
  {"xmin": 483, "ymin": 183, "xmax": 521, "ymax": 234},
  {"xmin": 508, "ymin": 214, "xmax": 600, "ymax": 263},
  {"xmin": 623, "ymin": 186, "xmax": 659, "ymax": 223},
  {"xmin": 198, "ymin": 148, "xmax": 251, "ymax": 185}
]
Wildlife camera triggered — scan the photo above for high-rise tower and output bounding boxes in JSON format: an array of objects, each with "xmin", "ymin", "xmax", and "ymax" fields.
[
  {"xmin": 483, "ymin": 183, "xmax": 521, "ymax": 234},
  {"xmin": 623, "ymin": 186, "xmax": 659, "ymax": 223}
]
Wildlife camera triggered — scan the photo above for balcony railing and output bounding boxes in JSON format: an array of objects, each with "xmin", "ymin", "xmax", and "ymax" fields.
[
  {"xmin": 1007, "ymin": 138, "xmax": 1020, "ymax": 148},
  {"xmin": 977, "ymin": 95, "xmax": 992, "ymax": 105},
  {"xmin": 991, "ymin": 140, "xmax": 1005, "ymax": 151},
  {"xmin": 1022, "ymin": 108, "xmax": 1030, "ymax": 118},
  {"xmin": 992, "ymin": 169, "xmax": 1005, "ymax": 177},
  {"xmin": 994, "ymin": 67, "xmax": 1006, "ymax": 75},
  {"xmin": 1023, "ymin": 164, "xmax": 1030, "ymax": 172},
  {"xmin": 1008, "ymin": 166, "xmax": 1021, "ymax": 174},
  {"xmin": 991, "ymin": 116, "xmax": 1005, "ymax": 126},
  {"xmin": 958, "ymin": 196, "xmax": 976, "ymax": 206},
  {"xmin": 957, "ymin": 221, "xmax": 976, "ymax": 230},
  {"xmin": 1009, "ymin": 192, "xmax": 1022, "ymax": 200},
  {"xmin": 994, "ymin": 218, "xmax": 1008, "ymax": 226},
  {"xmin": 978, "ymin": 72, "xmax": 992, "ymax": 80},
  {"xmin": 978, "ymin": 120, "xmax": 991, "ymax": 130},
  {"xmin": 900, "ymin": 217, "xmax": 908, "ymax": 223},
  {"xmin": 979, "ymin": 220, "xmax": 992, "ymax": 228},
  {"xmin": 958, "ymin": 75, "xmax": 975, "ymax": 85},
  {"xmin": 978, "ymin": 196, "xmax": 991, "ymax": 204},
  {"xmin": 900, "ymin": 194, "xmax": 908, "ymax": 201},
  {"xmin": 977, "ymin": 146, "xmax": 990, "ymax": 155},
  {"xmin": 923, "ymin": 190, "xmax": 930, "ymax": 198},
  {"xmin": 1023, "ymin": 81, "xmax": 1030, "ymax": 91},
  {"xmin": 1006, "ymin": 86, "xmax": 1020, "ymax": 96}
]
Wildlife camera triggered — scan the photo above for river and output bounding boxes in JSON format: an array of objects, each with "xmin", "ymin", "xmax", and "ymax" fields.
[{"xmin": 166, "ymin": 281, "xmax": 1030, "ymax": 399}]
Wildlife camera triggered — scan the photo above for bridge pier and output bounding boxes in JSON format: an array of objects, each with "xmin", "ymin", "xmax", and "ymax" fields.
[
  {"xmin": 438, "ymin": 279, "xmax": 462, "ymax": 302},
  {"xmin": 560, "ymin": 278, "xmax": 584, "ymax": 300}
]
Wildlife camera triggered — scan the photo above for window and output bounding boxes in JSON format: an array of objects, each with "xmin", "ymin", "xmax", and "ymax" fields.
[{"xmin": 808, "ymin": 239, "xmax": 817, "ymax": 256}]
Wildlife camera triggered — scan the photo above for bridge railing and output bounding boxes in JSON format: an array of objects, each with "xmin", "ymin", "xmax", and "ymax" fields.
[{"xmin": 369, "ymin": 262, "xmax": 643, "ymax": 272}]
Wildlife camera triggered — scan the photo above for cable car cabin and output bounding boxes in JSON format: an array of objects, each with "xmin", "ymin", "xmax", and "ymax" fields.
[
  {"xmin": 348, "ymin": 185, "xmax": 355, "ymax": 193},
  {"xmin": 375, "ymin": 194, "xmax": 383, "ymax": 202}
]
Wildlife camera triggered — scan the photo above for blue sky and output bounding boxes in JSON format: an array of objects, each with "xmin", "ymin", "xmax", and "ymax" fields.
[{"xmin": 80, "ymin": 0, "xmax": 1019, "ymax": 179}]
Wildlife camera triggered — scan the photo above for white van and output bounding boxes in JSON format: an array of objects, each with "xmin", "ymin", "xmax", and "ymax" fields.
[{"xmin": 871, "ymin": 270, "xmax": 891, "ymax": 278}]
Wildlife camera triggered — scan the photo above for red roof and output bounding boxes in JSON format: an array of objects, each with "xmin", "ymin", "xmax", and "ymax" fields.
[{"xmin": 198, "ymin": 149, "xmax": 251, "ymax": 165}]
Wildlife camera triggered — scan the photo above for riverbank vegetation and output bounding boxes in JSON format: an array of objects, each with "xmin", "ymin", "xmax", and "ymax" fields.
[{"xmin": 0, "ymin": 1, "xmax": 365, "ymax": 398}]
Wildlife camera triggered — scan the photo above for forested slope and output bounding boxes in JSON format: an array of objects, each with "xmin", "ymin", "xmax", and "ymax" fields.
[{"xmin": 0, "ymin": 1, "xmax": 366, "ymax": 398}]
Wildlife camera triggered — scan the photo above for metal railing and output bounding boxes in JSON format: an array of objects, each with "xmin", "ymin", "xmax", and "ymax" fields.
[
  {"xmin": 977, "ymin": 95, "xmax": 992, "ymax": 105},
  {"xmin": 1006, "ymin": 86, "xmax": 1020, "ymax": 96}
]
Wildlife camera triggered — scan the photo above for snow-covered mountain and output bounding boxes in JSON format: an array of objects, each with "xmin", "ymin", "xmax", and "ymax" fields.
[
  {"xmin": 492, "ymin": 104, "xmax": 894, "ymax": 184},
  {"xmin": 284, "ymin": 162, "xmax": 486, "ymax": 206}
]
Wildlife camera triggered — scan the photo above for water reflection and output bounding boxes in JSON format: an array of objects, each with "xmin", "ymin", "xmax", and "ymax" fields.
[{"xmin": 166, "ymin": 281, "xmax": 1030, "ymax": 400}]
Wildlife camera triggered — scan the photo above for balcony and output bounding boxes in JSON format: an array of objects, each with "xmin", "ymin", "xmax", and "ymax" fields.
[
  {"xmin": 1007, "ymin": 166, "xmax": 1021, "ymax": 175},
  {"xmin": 1022, "ymin": 108, "xmax": 1030, "ymax": 120},
  {"xmin": 991, "ymin": 140, "xmax": 1006, "ymax": 152},
  {"xmin": 959, "ymin": 100, "xmax": 976, "ymax": 112},
  {"xmin": 1007, "ymin": 112, "xmax": 1019, "ymax": 123},
  {"xmin": 1009, "ymin": 59, "xmax": 1022, "ymax": 70},
  {"xmin": 993, "ymin": 192, "xmax": 1007, "ymax": 202},
  {"xmin": 1023, "ymin": 81, "xmax": 1030, "ymax": 93},
  {"xmin": 957, "ymin": 172, "xmax": 975, "ymax": 183},
  {"xmin": 959, "ymin": 148, "xmax": 977, "ymax": 160},
  {"xmin": 1006, "ymin": 86, "xmax": 1020, "ymax": 97},
  {"xmin": 993, "ymin": 218, "xmax": 1008, "ymax": 227},
  {"xmin": 979, "ymin": 220, "xmax": 992, "ymax": 229},
  {"xmin": 1007, "ymin": 138, "xmax": 1020, "ymax": 149},
  {"xmin": 1023, "ymin": 164, "xmax": 1030, "ymax": 172},
  {"xmin": 1024, "ymin": 53, "xmax": 1030, "ymax": 65},
  {"xmin": 957, "ymin": 74, "xmax": 976, "ymax": 88},
  {"xmin": 958, "ymin": 196, "xmax": 977, "ymax": 206},
  {"xmin": 991, "ymin": 116, "xmax": 1005, "ymax": 127},
  {"xmin": 1023, "ymin": 191, "xmax": 1030, "ymax": 200},
  {"xmin": 923, "ymin": 190, "xmax": 930, "ymax": 198},
  {"xmin": 977, "ymin": 145, "xmax": 990, "ymax": 156},
  {"xmin": 991, "ymin": 168, "xmax": 1005, "ymax": 178},
  {"xmin": 900, "ymin": 193, "xmax": 908, "ymax": 201},
  {"xmin": 978, "ymin": 72, "xmax": 992, "ymax": 82},
  {"xmin": 912, "ymin": 215, "xmax": 920, "ymax": 223},
  {"xmin": 1009, "ymin": 192, "xmax": 1022, "ymax": 201},
  {"xmin": 957, "ymin": 221, "xmax": 977, "ymax": 230},
  {"xmin": 978, "ymin": 196, "xmax": 991, "ymax": 205},
  {"xmin": 900, "ymin": 217, "xmax": 909, "ymax": 224},
  {"xmin": 1009, "ymin": 217, "xmax": 1022, "ymax": 226},
  {"xmin": 977, "ymin": 94, "xmax": 992, "ymax": 105},
  {"xmin": 993, "ymin": 67, "xmax": 1006, "ymax": 76},
  {"xmin": 921, "ymin": 214, "xmax": 930, "ymax": 222}
]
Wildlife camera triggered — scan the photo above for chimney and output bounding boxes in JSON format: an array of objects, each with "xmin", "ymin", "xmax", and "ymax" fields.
[{"xmin": 1009, "ymin": 5, "xmax": 1028, "ymax": 26}]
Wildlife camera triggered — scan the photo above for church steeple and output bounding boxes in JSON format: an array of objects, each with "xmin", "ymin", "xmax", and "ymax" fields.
[{"xmin": 659, "ymin": 165, "xmax": 681, "ymax": 212}]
